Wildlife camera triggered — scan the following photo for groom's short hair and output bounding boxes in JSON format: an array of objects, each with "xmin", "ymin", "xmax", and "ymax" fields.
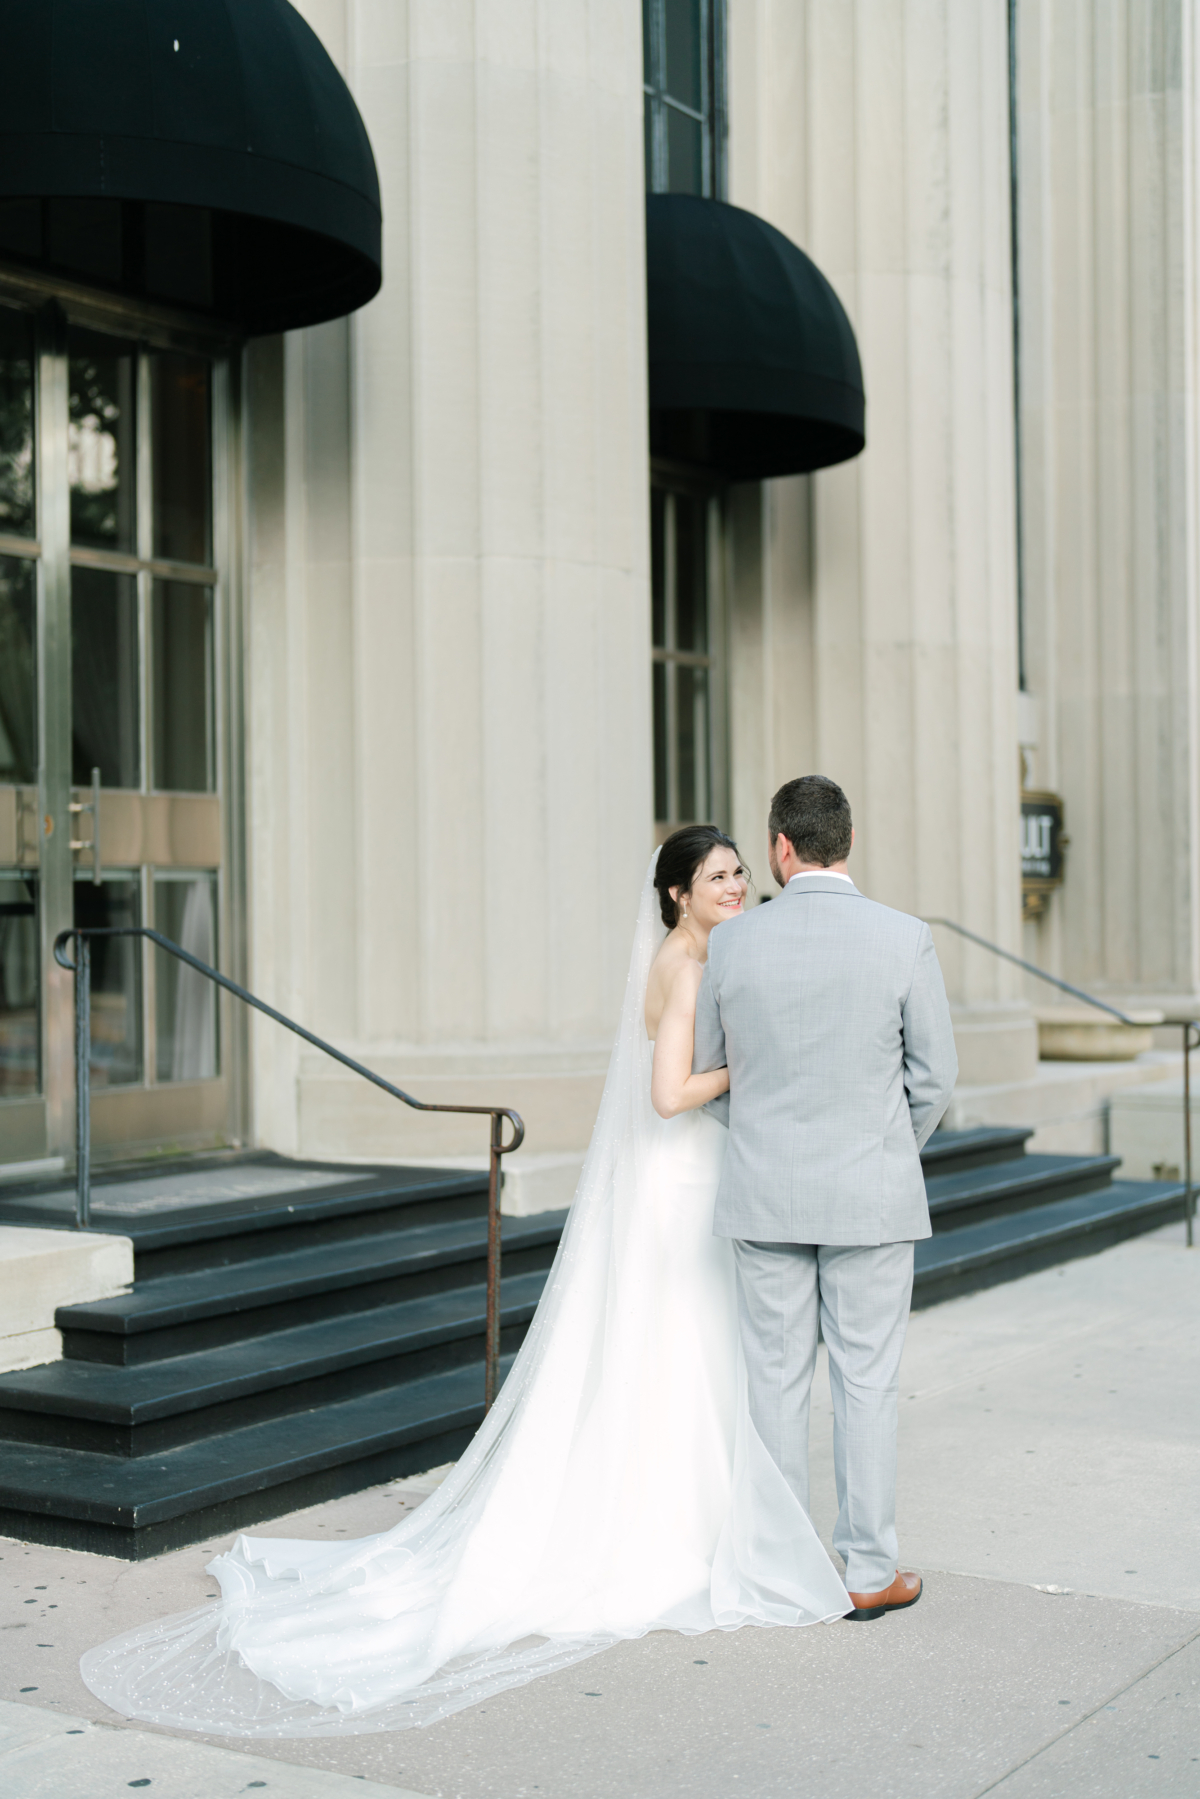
[{"xmin": 769, "ymin": 776, "xmax": 853, "ymax": 865}]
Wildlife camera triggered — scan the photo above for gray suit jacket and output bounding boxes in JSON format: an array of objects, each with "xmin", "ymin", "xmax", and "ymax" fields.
[{"xmin": 693, "ymin": 875, "xmax": 957, "ymax": 1245}]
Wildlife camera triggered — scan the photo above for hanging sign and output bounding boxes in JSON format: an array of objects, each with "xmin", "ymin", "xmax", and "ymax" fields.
[{"xmin": 1021, "ymin": 791, "xmax": 1066, "ymax": 916}]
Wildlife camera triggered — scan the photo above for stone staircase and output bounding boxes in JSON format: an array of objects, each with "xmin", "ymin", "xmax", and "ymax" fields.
[
  {"xmin": 0, "ymin": 1131, "xmax": 1184, "ymax": 1558},
  {"xmin": 914, "ymin": 1126, "xmax": 1184, "ymax": 1307}
]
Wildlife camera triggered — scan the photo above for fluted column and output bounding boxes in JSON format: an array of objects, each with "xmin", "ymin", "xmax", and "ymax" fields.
[
  {"xmin": 727, "ymin": 0, "xmax": 1031, "ymax": 1084},
  {"xmin": 245, "ymin": 1, "xmax": 652, "ymax": 1169},
  {"xmin": 1016, "ymin": 0, "xmax": 1200, "ymax": 1008}
]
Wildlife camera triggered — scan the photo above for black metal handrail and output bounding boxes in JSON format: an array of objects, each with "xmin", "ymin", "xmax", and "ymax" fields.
[
  {"xmin": 926, "ymin": 916, "xmax": 1196, "ymax": 1248},
  {"xmin": 53, "ymin": 927, "xmax": 525, "ymax": 1409}
]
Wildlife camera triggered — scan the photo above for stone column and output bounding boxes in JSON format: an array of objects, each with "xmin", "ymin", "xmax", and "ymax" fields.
[
  {"xmin": 726, "ymin": 0, "xmax": 1033, "ymax": 1086},
  {"xmin": 244, "ymin": 1, "xmax": 652, "ymax": 1194},
  {"xmin": 1016, "ymin": 0, "xmax": 1200, "ymax": 1009}
]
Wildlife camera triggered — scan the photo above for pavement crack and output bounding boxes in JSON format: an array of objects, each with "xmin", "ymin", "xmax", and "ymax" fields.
[{"xmin": 965, "ymin": 1619, "xmax": 1200, "ymax": 1797}]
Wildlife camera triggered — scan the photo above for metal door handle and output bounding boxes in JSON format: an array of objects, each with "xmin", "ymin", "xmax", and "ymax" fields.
[{"xmin": 69, "ymin": 766, "xmax": 102, "ymax": 884}]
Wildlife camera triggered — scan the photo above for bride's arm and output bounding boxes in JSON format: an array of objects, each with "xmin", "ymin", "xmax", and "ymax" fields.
[{"xmin": 651, "ymin": 963, "xmax": 730, "ymax": 1119}]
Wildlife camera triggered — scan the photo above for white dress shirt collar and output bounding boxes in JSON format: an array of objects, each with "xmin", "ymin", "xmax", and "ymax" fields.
[{"xmin": 787, "ymin": 870, "xmax": 854, "ymax": 884}]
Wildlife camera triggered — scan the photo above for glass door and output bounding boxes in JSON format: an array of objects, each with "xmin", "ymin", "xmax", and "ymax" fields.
[{"xmin": 0, "ymin": 291, "xmax": 238, "ymax": 1171}]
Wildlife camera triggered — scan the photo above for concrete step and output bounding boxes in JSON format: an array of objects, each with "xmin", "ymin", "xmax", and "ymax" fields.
[
  {"xmin": 919, "ymin": 1125, "xmax": 1032, "ymax": 1177},
  {"xmin": 0, "ymin": 1271, "xmax": 549, "ymax": 1455},
  {"xmin": 0, "ymin": 1153, "xmax": 492, "ymax": 1279},
  {"xmin": 0, "ymin": 1356, "xmax": 510, "ymax": 1559},
  {"xmin": 914, "ymin": 1177, "xmax": 1186, "ymax": 1309},
  {"xmin": 55, "ymin": 1210, "xmax": 566, "ymax": 1365},
  {"xmin": 925, "ymin": 1152, "xmax": 1119, "ymax": 1231}
]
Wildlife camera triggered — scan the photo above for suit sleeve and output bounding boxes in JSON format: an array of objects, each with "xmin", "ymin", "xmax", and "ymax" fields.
[
  {"xmin": 902, "ymin": 925, "xmax": 958, "ymax": 1149},
  {"xmin": 692, "ymin": 957, "xmax": 725, "ymax": 1075},
  {"xmin": 692, "ymin": 953, "xmax": 729, "ymax": 1128}
]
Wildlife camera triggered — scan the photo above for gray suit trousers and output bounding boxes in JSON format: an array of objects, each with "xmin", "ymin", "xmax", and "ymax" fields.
[{"xmin": 731, "ymin": 1238, "xmax": 914, "ymax": 1594}]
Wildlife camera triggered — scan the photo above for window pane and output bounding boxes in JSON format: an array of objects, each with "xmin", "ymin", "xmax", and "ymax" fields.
[
  {"xmin": 75, "ymin": 877, "xmax": 142, "ymax": 1087},
  {"xmin": 0, "ymin": 307, "xmax": 34, "ymax": 537},
  {"xmin": 151, "ymin": 352, "xmax": 211, "ymax": 566},
  {"xmin": 0, "ymin": 874, "xmax": 39, "ymax": 1097},
  {"xmin": 675, "ymin": 662, "xmax": 710, "ymax": 823},
  {"xmin": 653, "ymin": 659, "xmax": 669, "ymax": 823},
  {"xmin": 152, "ymin": 581, "xmax": 212, "ymax": 792},
  {"xmin": 69, "ymin": 328, "xmax": 136, "ymax": 553},
  {"xmin": 651, "ymin": 488, "xmax": 667, "ymax": 647},
  {"xmin": 666, "ymin": 106, "xmax": 704, "ymax": 196},
  {"xmin": 155, "ymin": 875, "xmax": 218, "ymax": 1082},
  {"xmin": 0, "ymin": 556, "xmax": 36, "ymax": 784},
  {"xmin": 643, "ymin": 0, "xmax": 654, "ymax": 81},
  {"xmin": 664, "ymin": 0, "xmax": 703, "ymax": 110},
  {"xmin": 72, "ymin": 566, "xmax": 139, "ymax": 788},
  {"xmin": 674, "ymin": 493, "xmax": 708, "ymax": 652}
]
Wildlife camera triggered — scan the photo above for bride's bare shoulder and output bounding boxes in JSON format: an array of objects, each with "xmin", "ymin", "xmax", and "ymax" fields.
[{"xmin": 645, "ymin": 938, "xmax": 703, "ymax": 1038}]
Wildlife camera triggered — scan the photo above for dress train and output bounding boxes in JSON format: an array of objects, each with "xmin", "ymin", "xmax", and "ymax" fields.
[{"xmin": 80, "ymin": 858, "xmax": 849, "ymax": 1736}]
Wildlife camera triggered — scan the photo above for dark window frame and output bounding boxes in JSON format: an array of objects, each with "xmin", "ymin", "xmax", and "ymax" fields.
[
  {"xmin": 651, "ymin": 463, "xmax": 728, "ymax": 833},
  {"xmin": 643, "ymin": 0, "xmax": 727, "ymax": 199}
]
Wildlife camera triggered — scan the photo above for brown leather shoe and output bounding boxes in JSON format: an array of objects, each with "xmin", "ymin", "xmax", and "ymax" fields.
[{"xmin": 844, "ymin": 1570, "xmax": 922, "ymax": 1621}]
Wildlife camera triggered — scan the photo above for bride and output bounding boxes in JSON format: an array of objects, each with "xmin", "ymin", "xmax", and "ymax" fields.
[{"xmin": 81, "ymin": 828, "xmax": 850, "ymax": 1737}]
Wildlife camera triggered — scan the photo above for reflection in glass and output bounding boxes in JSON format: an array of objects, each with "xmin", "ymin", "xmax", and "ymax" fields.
[
  {"xmin": 151, "ymin": 352, "xmax": 211, "ymax": 566},
  {"xmin": 673, "ymin": 492, "xmax": 708, "ymax": 651},
  {"xmin": 72, "ymin": 567, "xmax": 139, "ymax": 788},
  {"xmin": 69, "ymin": 327, "xmax": 136, "ymax": 552},
  {"xmin": 664, "ymin": 0, "xmax": 703, "ymax": 108},
  {"xmin": 0, "ymin": 875, "xmax": 39, "ymax": 1097},
  {"xmin": 0, "ymin": 556, "xmax": 36, "ymax": 784},
  {"xmin": 652, "ymin": 661, "xmax": 669, "ymax": 823},
  {"xmin": 667, "ymin": 107, "xmax": 704, "ymax": 195},
  {"xmin": 75, "ymin": 877, "xmax": 142, "ymax": 1087},
  {"xmin": 155, "ymin": 876, "xmax": 218, "ymax": 1082},
  {"xmin": 675, "ymin": 662, "xmax": 710, "ymax": 823},
  {"xmin": 152, "ymin": 582, "xmax": 213, "ymax": 792},
  {"xmin": 0, "ymin": 307, "xmax": 34, "ymax": 536}
]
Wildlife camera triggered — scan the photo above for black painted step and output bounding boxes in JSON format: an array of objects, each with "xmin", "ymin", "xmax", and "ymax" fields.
[
  {"xmin": 914, "ymin": 1177, "xmax": 1185, "ymax": 1308},
  {"xmin": 919, "ymin": 1125, "xmax": 1032, "ymax": 1177},
  {"xmin": 56, "ymin": 1211, "xmax": 567, "ymax": 1365},
  {"xmin": 0, "ymin": 1356, "xmax": 508, "ymax": 1559},
  {"xmin": 924, "ymin": 1152, "xmax": 1119, "ymax": 1231},
  {"xmin": 0, "ymin": 1153, "xmax": 493, "ymax": 1279},
  {"xmin": 0, "ymin": 1132, "xmax": 1182, "ymax": 1561},
  {"xmin": 0, "ymin": 1271, "xmax": 548, "ymax": 1455}
]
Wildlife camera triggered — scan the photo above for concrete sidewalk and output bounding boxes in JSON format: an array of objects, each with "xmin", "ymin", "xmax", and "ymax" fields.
[{"xmin": 2, "ymin": 1226, "xmax": 1198, "ymax": 1797}]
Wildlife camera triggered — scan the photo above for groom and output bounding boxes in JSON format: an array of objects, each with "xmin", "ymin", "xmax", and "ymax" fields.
[{"xmin": 693, "ymin": 775, "xmax": 957, "ymax": 1620}]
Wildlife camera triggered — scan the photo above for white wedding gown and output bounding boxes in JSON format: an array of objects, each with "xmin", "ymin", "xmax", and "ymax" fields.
[{"xmin": 81, "ymin": 855, "xmax": 850, "ymax": 1737}]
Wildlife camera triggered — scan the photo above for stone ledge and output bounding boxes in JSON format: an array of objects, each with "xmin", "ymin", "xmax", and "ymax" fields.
[
  {"xmin": 1109, "ymin": 1079, "xmax": 1200, "ymax": 1181},
  {"xmin": 935, "ymin": 1050, "xmax": 1180, "ymax": 1151},
  {"xmin": 942, "ymin": 1051, "xmax": 1181, "ymax": 1156},
  {"xmin": 302, "ymin": 1149, "xmax": 585, "ymax": 1217},
  {"xmin": 297, "ymin": 1065, "xmax": 609, "ymax": 1160},
  {"xmin": 0, "ymin": 1226, "xmax": 133, "ymax": 1374},
  {"xmin": 1035, "ymin": 1005, "xmax": 1163, "ymax": 1062}
]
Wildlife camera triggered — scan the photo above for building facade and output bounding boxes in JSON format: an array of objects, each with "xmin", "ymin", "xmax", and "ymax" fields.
[{"xmin": 2, "ymin": 0, "xmax": 1198, "ymax": 1194}]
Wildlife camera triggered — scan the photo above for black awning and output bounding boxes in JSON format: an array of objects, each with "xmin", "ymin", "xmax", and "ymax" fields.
[
  {"xmin": 0, "ymin": 0, "xmax": 381, "ymax": 335},
  {"xmin": 647, "ymin": 194, "xmax": 864, "ymax": 481}
]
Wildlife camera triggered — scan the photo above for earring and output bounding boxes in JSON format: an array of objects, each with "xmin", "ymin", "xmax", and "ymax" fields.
[{"xmin": 681, "ymin": 904, "xmax": 688, "ymax": 920}]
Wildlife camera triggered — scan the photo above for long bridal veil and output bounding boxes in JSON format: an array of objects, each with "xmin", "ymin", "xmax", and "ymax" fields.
[{"xmin": 81, "ymin": 853, "xmax": 848, "ymax": 1738}]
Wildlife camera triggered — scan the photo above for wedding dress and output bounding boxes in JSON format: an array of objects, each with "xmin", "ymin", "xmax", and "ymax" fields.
[{"xmin": 81, "ymin": 854, "xmax": 850, "ymax": 1737}]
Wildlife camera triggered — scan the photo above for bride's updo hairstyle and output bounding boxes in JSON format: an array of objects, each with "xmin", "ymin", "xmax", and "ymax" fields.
[{"xmin": 654, "ymin": 825, "xmax": 744, "ymax": 929}]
